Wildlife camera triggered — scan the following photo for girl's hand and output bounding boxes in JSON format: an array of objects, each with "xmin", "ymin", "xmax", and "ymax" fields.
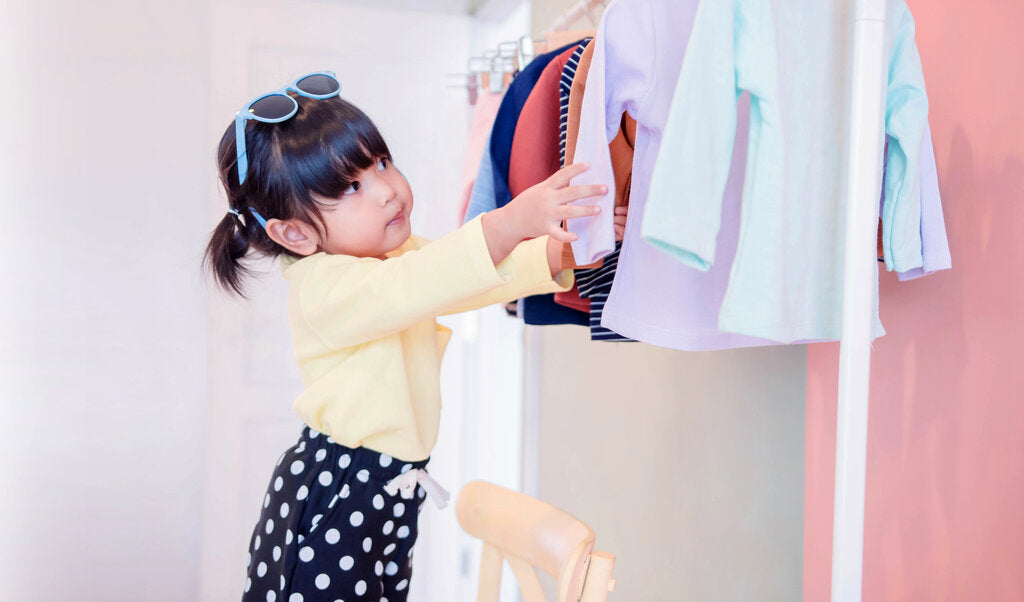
[
  {"xmin": 504, "ymin": 162, "xmax": 607, "ymax": 243},
  {"xmin": 480, "ymin": 163, "xmax": 609, "ymax": 268},
  {"xmin": 614, "ymin": 205, "xmax": 628, "ymax": 241}
]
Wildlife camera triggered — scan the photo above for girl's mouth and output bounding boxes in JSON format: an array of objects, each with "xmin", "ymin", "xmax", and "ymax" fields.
[{"xmin": 387, "ymin": 213, "xmax": 405, "ymax": 227}]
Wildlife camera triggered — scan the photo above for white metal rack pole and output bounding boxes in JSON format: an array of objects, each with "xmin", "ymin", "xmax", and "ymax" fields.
[{"xmin": 832, "ymin": 0, "xmax": 888, "ymax": 600}]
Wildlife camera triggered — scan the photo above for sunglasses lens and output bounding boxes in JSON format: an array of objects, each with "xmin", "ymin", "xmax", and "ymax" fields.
[
  {"xmin": 296, "ymin": 74, "xmax": 340, "ymax": 96},
  {"xmin": 249, "ymin": 94, "xmax": 296, "ymax": 121}
]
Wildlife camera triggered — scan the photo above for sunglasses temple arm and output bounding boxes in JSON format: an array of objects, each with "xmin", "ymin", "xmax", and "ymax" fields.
[{"xmin": 235, "ymin": 114, "xmax": 249, "ymax": 185}]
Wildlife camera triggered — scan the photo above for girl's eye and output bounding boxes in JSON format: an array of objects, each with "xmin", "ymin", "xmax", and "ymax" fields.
[
  {"xmin": 343, "ymin": 181, "xmax": 360, "ymax": 195},
  {"xmin": 377, "ymin": 157, "xmax": 389, "ymax": 171}
]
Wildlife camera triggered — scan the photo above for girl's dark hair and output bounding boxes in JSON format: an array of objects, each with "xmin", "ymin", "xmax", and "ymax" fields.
[{"xmin": 204, "ymin": 94, "xmax": 392, "ymax": 296}]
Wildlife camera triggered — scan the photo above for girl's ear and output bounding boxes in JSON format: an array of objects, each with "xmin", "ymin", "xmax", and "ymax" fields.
[{"xmin": 265, "ymin": 218, "xmax": 320, "ymax": 257}]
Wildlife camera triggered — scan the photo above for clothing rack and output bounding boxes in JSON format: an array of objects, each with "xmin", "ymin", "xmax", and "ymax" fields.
[
  {"xmin": 832, "ymin": 0, "xmax": 887, "ymax": 600},
  {"xmin": 539, "ymin": 1, "xmax": 887, "ymax": 599}
]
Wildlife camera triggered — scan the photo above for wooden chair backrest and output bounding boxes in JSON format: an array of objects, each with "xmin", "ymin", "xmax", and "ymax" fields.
[{"xmin": 456, "ymin": 480, "xmax": 599, "ymax": 602}]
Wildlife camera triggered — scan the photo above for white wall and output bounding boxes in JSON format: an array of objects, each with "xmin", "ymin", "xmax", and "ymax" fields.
[
  {"xmin": 0, "ymin": 1, "xmax": 211, "ymax": 600},
  {"xmin": 1, "ymin": 0, "xmax": 476, "ymax": 600}
]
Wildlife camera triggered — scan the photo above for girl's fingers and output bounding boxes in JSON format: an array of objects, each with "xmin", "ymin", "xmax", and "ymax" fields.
[
  {"xmin": 546, "ymin": 162, "xmax": 590, "ymax": 188},
  {"xmin": 614, "ymin": 206, "xmax": 628, "ymax": 215},
  {"xmin": 559, "ymin": 204, "xmax": 602, "ymax": 220},
  {"xmin": 558, "ymin": 184, "xmax": 608, "ymax": 204},
  {"xmin": 548, "ymin": 225, "xmax": 578, "ymax": 243},
  {"xmin": 613, "ymin": 216, "xmax": 627, "ymax": 227}
]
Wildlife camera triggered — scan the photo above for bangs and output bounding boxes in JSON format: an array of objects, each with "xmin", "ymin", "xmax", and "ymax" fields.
[{"xmin": 275, "ymin": 95, "xmax": 392, "ymax": 207}]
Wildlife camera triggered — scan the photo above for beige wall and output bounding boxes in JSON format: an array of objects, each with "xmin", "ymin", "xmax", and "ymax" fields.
[{"xmin": 527, "ymin": 2, "xmax": 807, "ymax": 601}]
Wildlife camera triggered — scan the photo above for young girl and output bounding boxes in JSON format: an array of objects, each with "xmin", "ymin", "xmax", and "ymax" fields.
[{"xmin": 204, "ymin": 72, "xmax": 614, "ymax": 602}]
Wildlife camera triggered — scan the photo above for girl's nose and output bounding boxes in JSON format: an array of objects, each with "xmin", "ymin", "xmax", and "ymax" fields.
[{"xmin": 377, "ymin": 182, "xmax": 397, "ymax": 207}]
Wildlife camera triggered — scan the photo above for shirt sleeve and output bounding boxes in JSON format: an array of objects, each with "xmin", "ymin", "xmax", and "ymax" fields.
[
  {"xmin": 463, "ymin": 136, "xmax": 499, "ymax": 223},
  {"xmin": 444, "ymin": 236, "xmax": 574, "ymax": 315},
  {"xmin": 897, "ymin": 121, "xmax": 952, "ymax": 280},
  {"xmin": 881, "ymin": 2, "xmax": 928, "ymax": 272},
  {"xmin": 642, "ymin": 0, "xmax": 765, "ymax": 271},
  {"xmin": 567, "ymin": 0, "xmax": 656, "ymax": 265},
  {"xmin": 291, "ymin": 217, "xmax": 572, "ymax": 348}
]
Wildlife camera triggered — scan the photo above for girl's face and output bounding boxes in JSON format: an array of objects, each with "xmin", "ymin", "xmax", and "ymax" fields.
[{"xmin": 317, "ymin": 157, "xmax": 414, "ymax": 258}]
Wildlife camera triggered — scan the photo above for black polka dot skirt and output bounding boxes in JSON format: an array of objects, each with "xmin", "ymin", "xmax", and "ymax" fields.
[{"xmin": 241, "ymin": 427, "xmax": 429, "ymax": 602}]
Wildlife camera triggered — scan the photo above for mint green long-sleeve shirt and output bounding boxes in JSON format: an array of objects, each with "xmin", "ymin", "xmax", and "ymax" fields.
[{"xmin": 642, "ymin": 0, "xmax": 928, "ymax": 343}]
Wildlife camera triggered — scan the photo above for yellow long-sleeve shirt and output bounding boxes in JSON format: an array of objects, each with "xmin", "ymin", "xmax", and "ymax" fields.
[{"xmin": 281, "ymin": 215, "xmax": 574, "ymax": 462}]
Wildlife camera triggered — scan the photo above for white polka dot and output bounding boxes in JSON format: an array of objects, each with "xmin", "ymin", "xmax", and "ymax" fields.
[
  {"xmin": 356, "ymin": 469, "xmax": 370, "ymax": 483},
  {"xmin": 272, "ymin": 546, "xmax": 281, "ymax": 562},
  {"xmin": 407, "ymin": 548, "xmax": 414, "ymax": 558},
  {"xmin": 264, "ymin": 493, "xmax": 271, "ymax": 508},
  {"xmin": 382, "ymin": 520, "xmax": 394, "ymax": 535},
  {"xmin": 315, "ymin": 449, "xmax": 327, "ymax": 462},
  {"xmin": 379, "ymin": 454, "xmax": 393, "ymax": 467},
  {"xmin": 417, "ymin": 488, "xmax": 426, "ymax": 499},
  {"xmin": 273, "ymin": 476, "xmax": 283, "ymax": 491},
  {"xmin": 382, "ymin": 597, "xmax": 389, "ymax": 602},
  {"xmin": 311, "ymin": 514, "xmax": 322, "ymax": 531},
  {"xmin": 349, "ymin": 510, "xmax": 364, "ymax": 526},
  {"xmin": 338, "ymin": 454, "xmax": 351, "ymax": 469},
  {"xmin": 318, "ymin": 471, "xmax": 333, "ymax": 487},
  {"xmin": 321, "ymin": 528, "xmax": 339, "ymax": 544},
  {"xmin": 290, "ymin": 460, "xmax": 305, "ymax": 475},
  {"xmin": 257, "ymin": 561, "xmax": 267, "ymax": 577},
  {"xmin": 315, "ymin": 574, "xmax": 330, "ymax": 590},
  {"xmin": 400, "ymin": 464, "xmax": 413, "ymax": 473},
  {"xmin": 254, "ymin": 535, "xmax": 261, "ymax": 550},
  {"xmin": 396, "ymin": 579, "xmax": 408, "ymax": 591},
  {"xmin": 279, "ymin": 575, "xmax": 285, "ymax": 591},
  {"xmin": 288, "ymin": 594, "xmax": 303, "ymax": 602},
  {"xmin": 372, "ymin": 494, "xmax": 385, "ymax": 510},
  {"xmin": 397, "ymin": 525, "xmax": 410, "ymax": 539},
  {"xmin": 309, "ymin": 430, "xmax": 319, "ymax": 439},
  {"xmin": 248, "ymin": 553, "xmax": 252, "ymax": 567},
  {"xmin": 299, "ymin": 546, "xmax": 315, "ymax": 562},
  {"xmin": 385, "ymin": 560, "xmax": 399, "ymax": 576},
  {"xmin": 295, "ymin": 442, "xmax": 306, "ymax": 454},
  {"xmin": 393, "ymin": 503, "xmax": 405, "ymax": 518},
  {"xmin": 355, "ymin": 580, "xmax": 367, "ymax": 596},
  {"xmin": 279, "ymin": 502, "xmax": 289, "ymax": 518},
  {"xmin": 277, "ymin": 453, "xmax": 286, "ymax": 466},
  {"xmin": 296, "ymin": 485, "xmax": 309, "ymax": 501},
  {"xmin": 245, "ymin": 578, "xmax": 252, "ymax": 592},
  {"xmin": 384, "ymin": 543, "xmax": 397, "ymax": 556},
  {"xmin": 328, "ymin": 495, "xmax": 339, "ymax": 509},
  {"xmin": 285, "ymin": 530, "xmax": 293, "ymax": 545},
  {"xmin": 326, "ymin": 435, "xmax": 335, "ymax": 444},
  {"xmin": 340, "ymin": 484, "xmax": 351, "ymax": 499},
  {"xmin": 339, "ymin": 555, "xmax": 354, "ymax": 571},
  {"xmin": 375, "ymin": 560, "xmax": 384, "ymax": 576},
  {"xmin": 266, "ymin": 591, "xmax": 276, "ymax": 602},
  {"xmin": 298, "ymin": 534, "xmax": 305, "ymax": 544},
  {"xmin": 362, "ymin": 536, "xmax": 373, "ymax": 553},
  {"xmin": 265, "ymin": 519, "xmax": 274, "ymax": 534}
]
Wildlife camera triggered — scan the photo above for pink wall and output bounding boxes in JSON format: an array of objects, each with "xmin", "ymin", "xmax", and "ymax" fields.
[{"xmin": 804, "ymin": 1, "xmax": 1024, "ymax": 600}]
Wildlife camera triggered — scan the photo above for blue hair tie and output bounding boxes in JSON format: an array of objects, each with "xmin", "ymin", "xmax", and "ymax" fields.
[{"xmin": 248, "ymin": 208, "xmax": 269, "ymax": 229}]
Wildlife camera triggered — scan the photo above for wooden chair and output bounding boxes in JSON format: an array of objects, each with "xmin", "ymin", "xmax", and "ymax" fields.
[{"xmin": 456, "ymin": 480, "xmax": 616, "ymax": 602}]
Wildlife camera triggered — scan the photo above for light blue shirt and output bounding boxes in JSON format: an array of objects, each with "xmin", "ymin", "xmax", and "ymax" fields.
[
  {"xmin": 642, "ymin": 0, "xmax": 929, "ymax": 343},
  {"xmin": 463, "ymin": 132, "xmax": 498, "ymax": 223}
]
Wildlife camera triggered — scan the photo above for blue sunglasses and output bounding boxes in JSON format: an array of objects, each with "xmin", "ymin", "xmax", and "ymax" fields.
[{"xmin": 234, "ymin": 70, "xmax": 341, "ymax": 185}]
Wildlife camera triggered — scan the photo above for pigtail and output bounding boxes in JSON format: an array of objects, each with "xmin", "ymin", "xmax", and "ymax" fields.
[{"xmin": 204, "ymin": 210, "xmax": 255, "ymax": 296}]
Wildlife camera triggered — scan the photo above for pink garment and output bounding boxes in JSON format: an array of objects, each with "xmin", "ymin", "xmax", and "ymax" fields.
[{"xmin": 458, "ymin": 92, "xmax": 503, "ymax": 224}]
